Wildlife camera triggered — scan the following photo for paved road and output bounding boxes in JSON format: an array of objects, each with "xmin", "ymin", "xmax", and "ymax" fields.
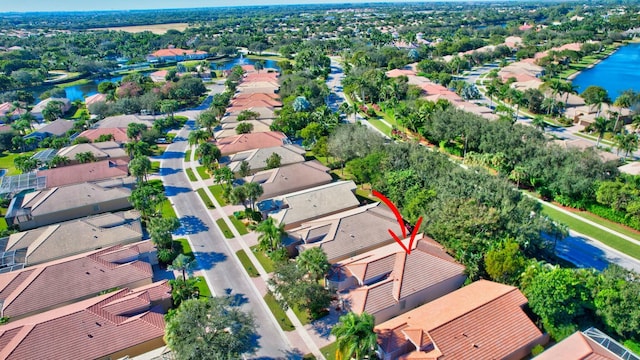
[
  {"xmin": 556, "ymin": 231, "xmax": 640, "ymax": 272},
  {"xmin": 160, "ymin": 120, "xmax": 294, "ymax": 357}
]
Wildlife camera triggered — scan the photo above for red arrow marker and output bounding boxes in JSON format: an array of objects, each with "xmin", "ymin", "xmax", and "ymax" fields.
[{"xmin": 372, "ymin": 190, "xmax": 423, "ymax": 254}]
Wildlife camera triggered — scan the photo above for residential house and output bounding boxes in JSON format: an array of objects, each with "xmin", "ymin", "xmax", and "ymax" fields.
[
  {"xmin": 258, "ymin": 180, "xmax": 360, "ymax": 230},
  {"xmin": 30, "ymin": 98, "xmax": 71, "ymax": 121},
  {"xmin": 288, "ymin": 202, "xmax": 402, "ymax": 262},
  {"xmin": 84, "ymin": 93, "xmax": 108, "ymax": 108},
  {"xmin": 331, "ymin": 236, "xmax": 466, "ymax": 324},
  {"xmin": 385, "ymin": 69, "xmax": 416, "ymax": 78},
  {"xmin": 0, "ymin": 211, "xmax": 143, "ymax": 268},
  {"xmin": 535, "ymin": 328, "xmax": 640, "ymax": 360},
  {"xmin": 5, "ymin": 180, "xmax": 133, "ymax": 230},
  {"xmin": 78, "ymin": 127, "xmax": 130, "ymax": 143},
  {"xmin": 375, "ymin": 280, "xmax": 548, "ymax": 360},
  {"xmin": 0, "ymin": 102, "xmax": 26, "ymax": 121},
  {"xmin": 619, "ymin": 161, "xmax": 640, "ymax": 176},
  {"xmin": 0, "ymin": 241, "xmax": 156, "ymax": 320},
  {"xmin": 0, "ymin": 281, "xmax": 172, "ymax": 360},
  {"xmin": 146, "ymin": 47, "xmax": 208, "ymax": 63},
  {"xmin": 216, "ymin": 119, "xmax": 274, "ymax": 139},
  {"xmin": 226, "ymin": 144, "xmax": 306, "ymax": 173},
  {"xmin": 24, "ymin": 119, "xmax": 74, "ymax": 142},
  {"xmin": 217, "ymin": 131, "xmax": 289, "ymax": 155},
  {"xmin": 552, "ymin": 139, "xmax": 621, "ymax": 163},
  {"xmin": 36, "ymin": 159, "xmax": 130, "ymax": 188},
  {"xmin": 149, "ymin": 69, "xmax": 169, "ymax": 82},
  {"xmin": 236, "ymin": 81, "xmax": 280, "ymax": 94},
  {"xmin": 239, "ymin": 160, "xmax": 332, "ymax": 201},
  {"xmin": 94, "ymin": 114, "xmax": 154, "ymax": 129},
  {"xmin": 55, "ymin": 141, "xmax": 128, "ymax": 164}
]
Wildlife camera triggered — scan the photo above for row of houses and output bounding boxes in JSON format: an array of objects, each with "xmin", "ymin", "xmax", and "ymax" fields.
[{"xmin": 0, "ymin": 107, "xmax": 175, "ymax": 359}]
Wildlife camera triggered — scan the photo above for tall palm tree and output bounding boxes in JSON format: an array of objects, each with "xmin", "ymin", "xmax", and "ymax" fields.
[
  {"xmin": 331, "ymin": 312, "xmax": 377, "ymax": 360},
  {"xmin": 486, "ymin": 83, "xmax": 498, "ymax": 109},
  {"xmin": 75, "ymin": 151, "xmax": 96, "ymax": 164},
  {"xmin": 532, "ymin": 115, "xmax": 546, "ymax": 132},
  {"xmin": 197, "ymin": 109, "xmax": 220, "ymax": 136},
  {"xmin": 244, "ymin": 182, "xmax": 264, "ymax": 211},
  {"xmin": 593, "ymin": 116, "xmax": 611, "ymax": 147},
  {"xmin": 296, "ymin": 247, "xmax": 330, "ymax": 282},
  {"xmin": 168, "ymin": 254, "xmax": 196, "ymax": 280},
  {"xmin": 128, "ymin": 155, "xmax": 152, "ymax": 183},
  {"xmin": 188, "ymin": 129, "xmax": 210, "ymax": 146},
  {"xmin": 195, "ymin": 142, "xmax": 221, "ymax": 171},
  {"xmin": 255, "ymin": 217, "xmax": 285, "ymax": 253}
]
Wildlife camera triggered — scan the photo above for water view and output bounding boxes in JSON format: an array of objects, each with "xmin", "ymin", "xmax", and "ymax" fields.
[
  {"xmin": 49, "ymin": 56, "xmax": 281, "ymax": 102},
  {"xmin": 572, "ymin": 42, "xmax": 640, "ymax": 101}
]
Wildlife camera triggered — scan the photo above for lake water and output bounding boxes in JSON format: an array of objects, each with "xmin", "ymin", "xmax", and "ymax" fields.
[
  {"xmin": 48, "ymin": 56, "xmax": 281, "ymax": 102},
  {"xmin": 572, "ymin": 43, "xmax": 640, "ymax": 101}
]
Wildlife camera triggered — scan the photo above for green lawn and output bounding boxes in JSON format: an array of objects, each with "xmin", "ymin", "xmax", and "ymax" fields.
[
  {"xmin": 216, "ymin": 218, "xmax": 234, "ymax": 239},
  {"xmin": 209, "ymin": 185, "xmax": 228, "ymax": 206},
  {"xmin": 250, "ymin": 245, "xmax": 275, "ymax": 273},
  {"xmin": 185, "ymin": 168, "xmax": 197, "ymax": 181},
  {"xmin": 196, "ymin": 188, "xmax": 215, "ymax": 208},
  {"xmin": 194, "ymin": 276, "xmax": 212, "ymax": 300},
  {"xmin": 541, "ymin": 203, "xmax": 640, "ymax": 260},
  {"xmin": 161, "ymin": 200, "xmax": 177, "ymax": 218},
  {"xmin": 184, "ymin": 149, "xmax": 192, "ymax": 162},
  {"xmin": 293, "ymin": 305, "xmax": 311, "ymax": 325},
  {"xmin": 263, "ymin": 292, "xmax": 295, "ymax": 331},
  {"xmin": 319, "ymin": 342, "xmax": 338, "ymax": 360},
  {"xmin": 0, "ymin": 217, "xmax": 7, "ymax": 231},
  {"xmin": 571, "ymin": 210, "xmax": 640, "ymax": 242},
  {"xmin": 367, "ymin": 118, "xmax": 392, "ymax": 136},
  {"xmin": 229, "ymin": 216, "xmax": 249, "ymax": 235},
  {"xmin": 174, "ymin": 238, "xmax": 193, "ymax": 257},
  {"xmin": 196, "ymin": 166, "xmax": 211, "ymax": 180},
  {"xmin": 0, "ymin": 151, "xmax": 36, "ymax": 176},
  {"xmin": 152, "ymin": 145, "xmax": 167, "ymax": 157},
  {"xmin": 150, "ymin": 161, "xmax": 160, "ymax": 173},
  {"xmin": 236, "ymin": 250, "xmax": 260, "ymax": 277}
]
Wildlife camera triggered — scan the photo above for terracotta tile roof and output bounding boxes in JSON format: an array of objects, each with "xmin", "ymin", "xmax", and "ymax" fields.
[
  {"xmin": 84, "ymin": 93, "xmax": 108, "ymax": 106},
  {"xmin": 535, "ymin": 331, "xmax": 620, "ymax": 360},
  {"xmin": 242, "ymin": 160, "xmax": 331, "ymax": 200},
  {"xmin": 78, "ymin": 127, "xmax": 129, "ymax": 143},
  {"xmin": 340, "ymin": 237, "xmax": 465, "ymax": 321},
  {"xmin": 234, "ymin": 93, "xmax": 279, "ymax": 101},
  {"xmin": 151, "ymin": 48, "xmax": 207, "ymax": 57},
  {"xmin": 0, "ymin": 281, "xmax": 171, "ymax": 360},
  {"xmin": 216, "ymin": 131, "xmax": 288, "ymax": 155},
  {"xmin": 0, "ymin": 241, "xmax": 154, "ymax": 319},
  {"xmin": 37, "ymin": 159, "xmax": 129, "ymax": 188},
  {"xmin": 230, "ymin": 98, "xmax": 282, "ymax": 108},
  {"xmin": 291, "ymin": 203, "xmax": 402, "ymax": 263},
  {"xmin": 375, "ymin": 280, "xmax": 546, "ymax": 360}
]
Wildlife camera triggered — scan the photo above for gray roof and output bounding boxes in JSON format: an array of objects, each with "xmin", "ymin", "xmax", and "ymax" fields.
[
  {"xmin": 261, "ymin": 180, "xmax": 360, "ymax": 228},
  {"xmin": 5, "ymin": 182, "xmax": 131, "ymax": 220},
  {"xmin": 3, "ymin": 211, "xmax": 143, "ymax": 266},
  {"xmin": 94, "ymin": 114, "xmax": 154, "ymax": 129},
  {"xmin": 56, "ymin": 141, "xmax": 127, "ymax": 161},
  {"xmin": 227, "ymin": 145, "xmax": 306, "ymax": 173},
  {"xmin": 290, "ymin": 202, "xmax": 401, "ymax": 263},
  {"xmin": 240, "ymin": 160, "xmax": 332, "ymax": 200},
  {"xmin": 27, "ymin": 119, "xmax": 74, "ymax": 138}
]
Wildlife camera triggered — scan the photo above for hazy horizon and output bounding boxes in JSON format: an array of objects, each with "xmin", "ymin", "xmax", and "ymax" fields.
[{"xmin": 0, "ymin": 0, "xmax": 458, "ymax": 13}]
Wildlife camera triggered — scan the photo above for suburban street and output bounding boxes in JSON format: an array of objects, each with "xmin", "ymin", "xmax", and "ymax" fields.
[{"xmin": 159, "ymin": 89, "xmax": 296, "ymax": 358}]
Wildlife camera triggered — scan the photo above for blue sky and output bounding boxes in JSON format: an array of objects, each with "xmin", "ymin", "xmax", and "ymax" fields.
[{"xmin": 0, "ymin": 0, "xmax": 432, "ymax": 12}]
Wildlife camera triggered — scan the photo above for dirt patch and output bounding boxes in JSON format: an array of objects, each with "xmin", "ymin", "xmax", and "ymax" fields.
[{"xmin": 89, "ymin": 22, "xmax": 189, "ymax": 34}]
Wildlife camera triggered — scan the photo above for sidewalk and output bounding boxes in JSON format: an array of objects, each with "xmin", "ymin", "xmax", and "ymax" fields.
[{"xmin": 185, "ymin": 145, "xmax": 331, "ymax": 360}]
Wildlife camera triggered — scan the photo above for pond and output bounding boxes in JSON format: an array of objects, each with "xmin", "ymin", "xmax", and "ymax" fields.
[
  {"xmin": 572, "ymin": 43, "xmax": 640, "ymax": 101},
  {"xmin": 36, "ymin": 56, "xmax": 281, "ymax": 103},
  {"xmin": 210, "ymin": 55, "xmax": 281, "ymax": 71}
]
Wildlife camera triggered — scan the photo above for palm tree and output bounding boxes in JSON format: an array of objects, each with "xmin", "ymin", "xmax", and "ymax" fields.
[
  {"xmin": 75, "ymin": 151, "xmax": 96, "ymax": 164},
  {"xmin": 614, "ymin": 131, "xmax": 638, "ymax": 159},
  {"xmin": 296, "ymin": 247, "xmax": 330, "ymax": 282},
  {"xmin": 188, "ymin": 129, "xmax": 210, "ymax": 146},
  {"xmin": 331, "ymin": 312, "xmax": 377, "ymax": 360},
  {"xmin": 160, "ymin": 99, "xmax": 179, "ymax": 120},
  {"xmin": 486, "ymin": 83, "xmax": 498, "ymax": 109},
  {"xmin": 196, "ymin": 109, "xmax": 220, "ymax": 136},
  {"xmin": 168, "ymin": 254, "xmax": 196, "ymax": 280},
  {"xmin": 48, "ymin": 155, "xmax": 70, "ymax": 168},
  {"xmin": 541, "ymin": 97, "xmax": 558, "ymax": 116},
  {"xmin": 230, "ymin": 185, "xmax": 248, "ymax": 208},
  {"xmin": 592, "ymin": 116, "xmax": 611, "ymax": 147},
  {"xmin": 532, "ymin": 115, "xmax": 546, "ymax": 132},
  {"xmin": 561, "ymin": 81, "xmax": 578, "ymax": 109},
  {"xmin": 128, "ymin": 155, "xmax": 152, "ymax": 183},
  {"xmin": 244, "ymin": 182, "xmax": 264, "ymax": 211},
  {"xmin": 255, "ymin": 217, "xmax": 285, "ymax": 253},
  {"xmin": 195, "ymin": 142, "xmax": 221, "ymax": 171}
]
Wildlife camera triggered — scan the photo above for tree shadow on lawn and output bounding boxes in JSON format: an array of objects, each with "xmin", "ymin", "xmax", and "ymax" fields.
[
  {"xmin": 175, "ymin": 215, "xmax": 210, "ymax": 235},
  {"xmin": 193, "ymin": 251, "xmax": 227, "ymax": 270}
]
